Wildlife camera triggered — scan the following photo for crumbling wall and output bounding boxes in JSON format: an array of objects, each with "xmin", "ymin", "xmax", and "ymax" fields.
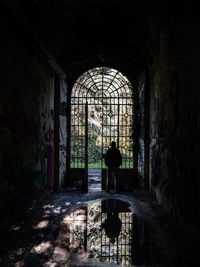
[
  {"xmin": 0, "ymin": 18, "xmax": 54, "ymax": 218},
  {"xmin": 150, "ymin": 14, "xmax": 200, "ymax": 234},
  {"xmin": 59, "ymin": 79, "xmax": 67, "ymax": 187}
]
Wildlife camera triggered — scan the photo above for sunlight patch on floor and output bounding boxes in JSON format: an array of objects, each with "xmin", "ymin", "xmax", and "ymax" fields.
[
  {"xmin": 34, "ymin": 220, "xmax": 49, "ymax": 229},
  {"xmin": 31, "ymin": 241, "xmax": 52, "ymax": 254}
]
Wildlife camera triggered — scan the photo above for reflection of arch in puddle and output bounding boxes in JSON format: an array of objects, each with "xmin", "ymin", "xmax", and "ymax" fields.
[
  {"xmin": 86, "ymin": 199, "xmax": 136, "ymax": 266},
  {"xmin": 99, "ymin": 199, "xmax": 135, "ymax": 265},
  {"xmin": 62, "ymin": 199, "xmax": 154, "ymax": 266}
]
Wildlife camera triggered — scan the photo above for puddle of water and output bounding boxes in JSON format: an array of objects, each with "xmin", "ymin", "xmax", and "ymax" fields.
[{"xmin": 62, "ymin": 199, "xmax": 163, "ymax": 266}]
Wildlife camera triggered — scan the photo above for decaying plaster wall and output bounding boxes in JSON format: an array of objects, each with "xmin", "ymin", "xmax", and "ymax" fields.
[
  {"xmin": 0, "ymin": 18, "xmax": 55, "ymax": 218},
  {"xmin": 150, "ymin": 15, "xmax": 200, "ymax": 233},
  {"xmin": 59, "ymin": 79, "xmax": 67, "ymax": 187}
]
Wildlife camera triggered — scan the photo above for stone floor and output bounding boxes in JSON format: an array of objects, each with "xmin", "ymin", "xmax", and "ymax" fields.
[{"xmin": 0, "ymin": 189, "xmax": 200, "ymax": 267}]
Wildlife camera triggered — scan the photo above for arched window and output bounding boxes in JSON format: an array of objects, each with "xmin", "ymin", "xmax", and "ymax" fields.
[{"xmin": 70, "ymin": 67, "xmax": 134, "ymax": 170}]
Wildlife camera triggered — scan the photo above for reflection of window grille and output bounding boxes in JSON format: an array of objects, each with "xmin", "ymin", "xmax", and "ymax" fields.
[
  {"xmin": 70, "ymin": 67, "xmax": 134, "ymax": 169},
  {"xmin": 101, "ymin": 212, "xmax": 133, "ymax": 265},
  {"xmin": 62, "ymin": 200, "xmax": 139, "ymax": 265}
]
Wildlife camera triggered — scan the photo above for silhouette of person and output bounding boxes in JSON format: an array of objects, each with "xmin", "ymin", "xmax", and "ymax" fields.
[
  {"xmin": 102, "ymin": 199, "xmax": 122, "ymax": 244},
  {"xmin": 105, "ymin": 141, "xmax": 122, "ymax": 193}
]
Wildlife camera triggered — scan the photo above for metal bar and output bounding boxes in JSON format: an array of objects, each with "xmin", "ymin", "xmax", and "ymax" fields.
[
  {"xmin": 105, "ymin": 70, "xmax": 119, "ymax": 92},
  {"xmin": 88, "ymin": 70, "xmax": 101, "ymax": 93},
  {"xmin": 77, "ymin": 92, "xmax": 80, "ymax": 168},
  {"xmin": 85, "ymin": 102, "xmax": 88, "ymax": 192},
  {"xmin": 84, "ymin": 207, "xmax": 87, "ymax": 251},
  {"xmin": 125, "ymin": 213, "xmax": 127, "ymax": 257},
  {"xmin": 101, "ymin": 210, "xmax": 103, "ymax": 261},
  {"xmin": 70, "ymin": 124, "xmax": 132, "ymax": 128},
  {"xmin": 109, "ymin": 237, "xmax": 110, "ymax": 262},
  {"xmin": 117, "ymin": 100, "xmax": 120, "ymax": 148},
  {"xmin": 107, "ymin": 81, "xmax": 130, "ymax": 94},
  {"xmin": 125, "ymin": 101, "xmax": 127, "ymax": 168},
  {"xmin": 75, "ymin": 82, "xmax": 96, "ymax": 97},
  {"xmin": 121, "ymin": 213, "xmax": 122, "ymax": 261},
  {"xmin": 117, "ymin": 236, "xmax": 119, "ymax": 264},
  {"xmin": 101, "ymin": 68, "xmax": 104, "ymax": 183},
  {"xmin": 81, "ymin": 104, "xmax": 84, "ymax": 169},
  {"xmin": 75, "ymin": 80, "xmax": 130, "ymax": 98},
  {"xmin": 72, "ymin": 96, "xmax": 132, "ymax": 100}
]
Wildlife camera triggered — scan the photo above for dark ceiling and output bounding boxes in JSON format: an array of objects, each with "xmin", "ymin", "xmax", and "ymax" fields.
[{"xmin": 2, "ymin": 0, "xmax": 193, "ymax": 81}]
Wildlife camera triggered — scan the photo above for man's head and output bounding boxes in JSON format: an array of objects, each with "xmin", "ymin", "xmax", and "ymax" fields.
[
  {"xmin": 110, "ymin": 237, "xmax": 115, "ymax": 244},
  {"xmin": 111, "ymin": 141, "xmax": 116, "ymax": 148}
]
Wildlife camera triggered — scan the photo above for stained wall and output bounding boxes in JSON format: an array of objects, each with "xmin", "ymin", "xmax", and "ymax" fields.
[
  {"xmin": 0, "ymin": 18, "xmax": 55, "ymax": 219},
  {"xmin": 150, "ymin": 14, "xmax": 200, "ymax": 234}
]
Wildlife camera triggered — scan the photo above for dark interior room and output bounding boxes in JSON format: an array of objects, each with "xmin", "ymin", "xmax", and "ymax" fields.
[{"xmin": 0, "ymin": 0, "xmax": 200, "ymax": 266}]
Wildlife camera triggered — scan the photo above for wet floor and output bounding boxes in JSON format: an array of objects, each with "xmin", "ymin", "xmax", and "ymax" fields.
[
  {"xmin": 60, "ymin": 198, "xmax": 163, "ymax": 266},
  {"xmin": 0, "ymin": 190, "xmax": 199, "ymax": 266}
]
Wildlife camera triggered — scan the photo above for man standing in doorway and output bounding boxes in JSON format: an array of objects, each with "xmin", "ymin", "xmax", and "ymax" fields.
[{"xmin": 105, "ymin": 141, "xmax": 122, "ymax": 193}]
